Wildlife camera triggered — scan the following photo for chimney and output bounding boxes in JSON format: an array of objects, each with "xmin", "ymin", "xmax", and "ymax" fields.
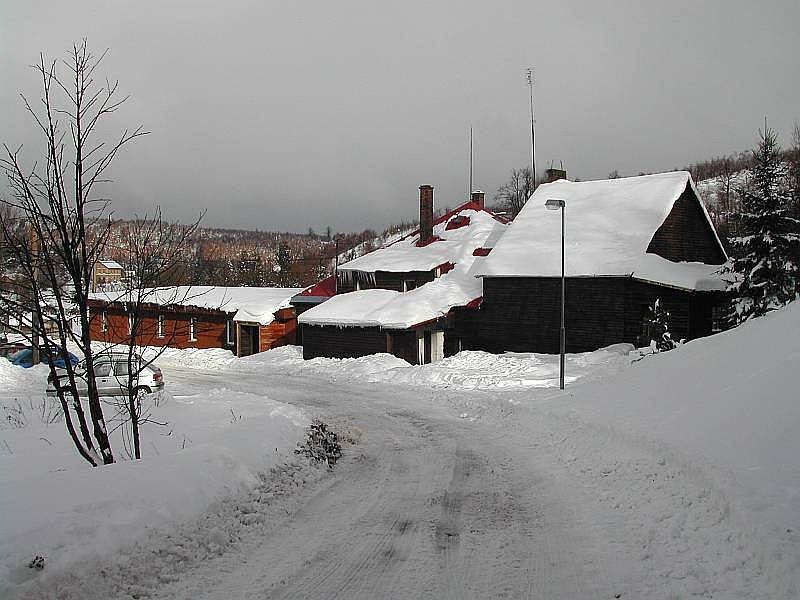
[
  {"xmin": 545, "ymin": 168, "xmax": 567, "ymax": 183},
  {"xmin": 418, "ymin": 185, "xmax": 434, "ymax": 245},
  {"xmin": 470, "ymin": 190, "xmax": 485, "ymax": 210}
]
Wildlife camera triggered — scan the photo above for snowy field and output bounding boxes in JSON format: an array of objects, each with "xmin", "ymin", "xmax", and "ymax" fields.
[
  {"xmin": 0, "ymin": 361, "xmax": 308, "ymax": 597},
  {"xmin": 1, "ymin": 302, "xmax": 799, "ymax": 598}
]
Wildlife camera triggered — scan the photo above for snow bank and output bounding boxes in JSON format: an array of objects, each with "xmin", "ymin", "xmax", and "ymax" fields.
[
  {"xmin": 512, "ymin": 302, "xmax": 800, "ymax": 594},
  {"xmin": 0, "ymin": 362, "xmax": 308, "ymax": 598},
  {"xmin": 220, "ymin": 344, "xmax": 631, "ymax": 392}
]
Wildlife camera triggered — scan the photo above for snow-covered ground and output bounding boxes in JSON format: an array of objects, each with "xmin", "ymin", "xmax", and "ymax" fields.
[
  {"xmin": 2, "ymin": 302, "xmax": 799, "ymax": 598},
  {"xmin": 0, "ymin": 361, "xmax": 308, "ymax": 597}
]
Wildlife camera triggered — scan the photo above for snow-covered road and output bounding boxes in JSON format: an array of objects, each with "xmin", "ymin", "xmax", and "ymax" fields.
[
  {"xmin": 81, "ymin": 362, "xmax": 759, "ymax": 600},
  {"xmin": 144, "ymin": 367, "xmax": 635, "ymax": 600}
]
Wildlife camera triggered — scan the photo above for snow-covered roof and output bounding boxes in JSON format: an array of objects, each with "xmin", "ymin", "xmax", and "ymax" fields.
[
  {"xmin": 298, "ymin": 269, "xmax": 482, "ymax": 329},
  {"xmin": 299, "ymin": 204, "xmax": 508, "ymax": 329},
  {"xmin": 91, "ymin": 286, "xmax": 303, "ymax": 325},
  {"xmin": 339, "ymin": 205, "xmax": 507, "ymax": 274},
  {"xmin": 478, "ymin": 171, "xmax": 727, "ymax": 290},
  {"xmin": 97, "ymin": 260, "xmax": 123, "ymax": 270}
]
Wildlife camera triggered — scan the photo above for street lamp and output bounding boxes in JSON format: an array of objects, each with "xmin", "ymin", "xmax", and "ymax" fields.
[{"xmin": 545, "ymin": 198, "xmax": 566, "ymax": 389}]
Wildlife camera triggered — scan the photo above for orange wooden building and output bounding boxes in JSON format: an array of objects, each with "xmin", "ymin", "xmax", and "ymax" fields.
[{"xmin": 88, "ymin": 286, "xmax": 303, "ymax": 357}]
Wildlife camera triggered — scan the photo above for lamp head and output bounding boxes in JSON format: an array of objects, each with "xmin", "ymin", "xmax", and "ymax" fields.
[{"xmin": 545, "ymin": 199, "xmax": 565, "ymax": 210}]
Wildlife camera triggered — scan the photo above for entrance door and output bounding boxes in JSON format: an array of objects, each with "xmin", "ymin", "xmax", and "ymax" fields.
[
  {"xmin": 239, "ymin": 324, "xmax": 260, "ymax": 357},
  {"xmin": 430, "ymin": 331, "xmax": 444, "ymax": 362}
]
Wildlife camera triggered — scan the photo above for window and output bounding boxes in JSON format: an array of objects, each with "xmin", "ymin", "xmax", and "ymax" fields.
[
  {"xmin": 94, "ymin": 361, "xmax": 112, "ymax": 377},
  {"xmin": 100, "ymin": 311, "xmax": 107, "ymax": 332},
  {"xmin": 114, "ymin": 360, "xmax": 129, "ymax": 376},
  {"xmin": 189, "ymin": 317, "xmax": 197, "ymax": 342},
  {"xmin": 226, "ymin": 320, "xmax": 235, "ymax": 346},
  {"xmin": 157, "ymin": 314, "xmax": 165, "ymax": 338}
]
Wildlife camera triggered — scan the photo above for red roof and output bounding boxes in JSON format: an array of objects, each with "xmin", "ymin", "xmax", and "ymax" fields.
[
  {"xmin": 297, "ymin": 275, "xmax": 337, "ymax": 298},
  {"xmin": 396, "ymin": 199, "xmax": 509, "ymax": 245}
]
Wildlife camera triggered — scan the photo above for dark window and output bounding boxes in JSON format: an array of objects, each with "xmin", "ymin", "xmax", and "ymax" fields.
[
  {"xmin": 114, "ymin": 361, "xmax": 129, "ymax": 376},
  {"xmin": 94, "ymin": 362, "xmax": 112, "ymax": 377}
]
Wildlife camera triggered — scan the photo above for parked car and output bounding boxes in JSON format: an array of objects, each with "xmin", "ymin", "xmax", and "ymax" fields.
[
  {"xmin": 46, "ymin": 351, "xmax": 164, "ymax": 398},
  {"xmin": 8, "ymin": 347, "xmax": 79, "ymax": 369},
  {"xmin": 0, "ymin": 342, "xmax": 29, "ymax": 359}
]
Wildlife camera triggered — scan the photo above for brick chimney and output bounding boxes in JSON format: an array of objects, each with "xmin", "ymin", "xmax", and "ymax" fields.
[
  {"xmin": 470, "ymin": 190, "xmax": 485, "ymax": 209},
  {"xmin": 418, "ymin": 185, "xmax": 434, "ymax": 245},
  {"xmin": 545, "ymin": 168, "xmax": 567, "ymax": 183}
]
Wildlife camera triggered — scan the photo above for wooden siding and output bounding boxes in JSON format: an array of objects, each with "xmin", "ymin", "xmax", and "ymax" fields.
[
  {"xmin": 89, "ymin": 306, "xmax": 232, "ymax": 351},
  {"xmin": 465, "ymin": 276, "xmax": 723, "ymax": 354},
  {"xmin": 258, "ymin": 314, "xmax": 297, "ymax": 352},
  {"xmin": 470, "ymin": 277, "xmax": 626, "ymax": 353},
  {"xmin": 647, "ymin": 184, "xmax": 727, "ymax": 264},
  {"xmin": 302, "ymin": 325, "xmax": 387, "ymax": 359},
  {"xmin": 387, "ymin": 330, "xmax": 418, "ymax": 364}
]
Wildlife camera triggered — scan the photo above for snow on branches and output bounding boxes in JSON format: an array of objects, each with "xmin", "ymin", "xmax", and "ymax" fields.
[{"xmin": 726, "ymin": 127, "xmax": 800, "ymax": 322}]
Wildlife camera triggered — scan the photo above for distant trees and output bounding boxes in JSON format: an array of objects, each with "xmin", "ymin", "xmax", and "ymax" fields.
[
  {"xmin": 726, "ymin": 126, "xmax": 800, "ymax": 323},
  {"xmin": 493, "ymin": 167, "xmax": 535, "ymax": 218}
]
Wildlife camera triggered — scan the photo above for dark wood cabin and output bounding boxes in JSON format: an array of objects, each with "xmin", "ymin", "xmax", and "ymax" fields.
[
  {"xmin": 471, "ymin": 171, "xmax": 729, "ymax": 353},
  {"xmin": 300, "ymin": 189, "xmax": 507, "ymax": 364}
]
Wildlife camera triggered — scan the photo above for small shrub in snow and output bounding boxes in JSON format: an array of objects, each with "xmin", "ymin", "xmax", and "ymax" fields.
[
  {"xmin": 643, "ymin": 299, "xmax": 678, "ymax": 353},
  {"xmin": 27, "ymin": 555, "xmax": 46, "ymax": 570},
  {"xmin": 294, "ymin": 419, "xmax": 342, "ymax": 468}
]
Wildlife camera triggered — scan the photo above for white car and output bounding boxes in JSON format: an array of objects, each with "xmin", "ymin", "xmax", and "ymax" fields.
[{"xmin": 47, "ymin": 352, "xmax": 164, "ymax": 398}]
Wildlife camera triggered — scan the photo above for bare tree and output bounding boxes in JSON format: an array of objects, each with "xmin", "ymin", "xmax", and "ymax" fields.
[
  {"xmin": 99, "ymin": 209, "xmax": 202, "ymax": 459},
  {"xmin": 0, "ymin": 41, "xmax": 147, "ymax": 466},
  {"xmin": 493, "ymin": 167, "xmax": 535, "ymax": 219}
]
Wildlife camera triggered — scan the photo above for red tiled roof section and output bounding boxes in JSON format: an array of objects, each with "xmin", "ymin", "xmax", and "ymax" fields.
[
  {"xmin": 445, "ymin": 215, "xmax": 470, "ymax": 230},
  {"xmin": 297, "ymin": 275, "xmax": 336, "ymax": 297},
  {"xmin": 399, "ymin": 199, "xmax": 509, "ymax": 245}
]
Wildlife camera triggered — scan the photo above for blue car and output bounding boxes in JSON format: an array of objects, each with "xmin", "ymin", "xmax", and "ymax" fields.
[{"xmin": 9, "ymin": 348, "xmax": 79, "ymax": 369}]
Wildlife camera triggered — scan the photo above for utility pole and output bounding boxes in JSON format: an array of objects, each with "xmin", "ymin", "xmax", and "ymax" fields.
[
  {"xmin": 334, "ymin": 237, "xmax": 339, "ymax": 294},
  {"xmin": 526, "ymin": 68, "xmax": 536, "ymax": 188}
]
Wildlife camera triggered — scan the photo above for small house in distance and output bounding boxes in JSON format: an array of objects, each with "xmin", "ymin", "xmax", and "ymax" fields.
[
  {"xmin": 88, "ymin": 286, "xmax": 303, "ymax": 356},
  {"xmin": 298, "ymin": 187, "xmax": 508, "ymax": 364},
  {"xmin": 92, "ymin": 260, "xmax": 125, "ymax": 292},
  {"xmin": 472, "ymin": 170, "xmax": 728, "ymax": 353}
]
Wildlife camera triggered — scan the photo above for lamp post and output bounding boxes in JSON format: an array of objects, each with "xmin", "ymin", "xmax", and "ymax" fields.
[{"xmin": 545, "ymin": 198, "xmax": 566, "ymax": 389}]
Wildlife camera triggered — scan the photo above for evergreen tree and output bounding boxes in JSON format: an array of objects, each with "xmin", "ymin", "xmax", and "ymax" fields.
[
  {"xmin": 643, "ymin": 299, "xmax": 677, "ymax": 352},
  {"xmin": 726, "ymin": 127, "xmax": 800, "ymax": 322}
]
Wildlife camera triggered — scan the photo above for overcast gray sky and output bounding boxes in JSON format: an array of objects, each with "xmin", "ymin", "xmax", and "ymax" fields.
[{"xmin": 2, "ymin": 1, "xmax": 798, "ymax": 233}]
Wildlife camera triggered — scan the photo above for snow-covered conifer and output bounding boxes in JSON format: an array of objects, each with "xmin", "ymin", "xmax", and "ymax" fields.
[
  {"xmin": 727, "ymin": 127, "xmax": 800, "ymax": 322},
  {"xmin": 644, "ymin": 298, "xmax": 677, "ymax": 352}
]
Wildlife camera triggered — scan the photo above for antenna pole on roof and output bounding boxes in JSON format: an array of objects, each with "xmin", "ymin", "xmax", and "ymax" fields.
[
  {"xmin": 469, "ymin": 126, "xmax": 474, "ymax": 197},
  {"xmin": 526, "ymin": 67, "xmax": 537, "ymax": 188}
]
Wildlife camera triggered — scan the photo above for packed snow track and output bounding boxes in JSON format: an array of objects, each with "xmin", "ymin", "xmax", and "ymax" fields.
[{"xmin": 139, "ymin": 369, "xmax": 633, "ymax": 600}]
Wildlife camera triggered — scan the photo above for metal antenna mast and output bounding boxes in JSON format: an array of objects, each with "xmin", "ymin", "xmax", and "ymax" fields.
[
  {"xmin": 469, "ymin": 126, "xmax": 474, "ymax": 197},
  {"xmin": 526, "ymin": 68, "xmax": 536, "ymax": 187}
]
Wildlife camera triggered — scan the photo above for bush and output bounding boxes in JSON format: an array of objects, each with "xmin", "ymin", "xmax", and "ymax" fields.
[{"xmin": 294, "ymin": 419, "xmax": 342, "ymax": 468}]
